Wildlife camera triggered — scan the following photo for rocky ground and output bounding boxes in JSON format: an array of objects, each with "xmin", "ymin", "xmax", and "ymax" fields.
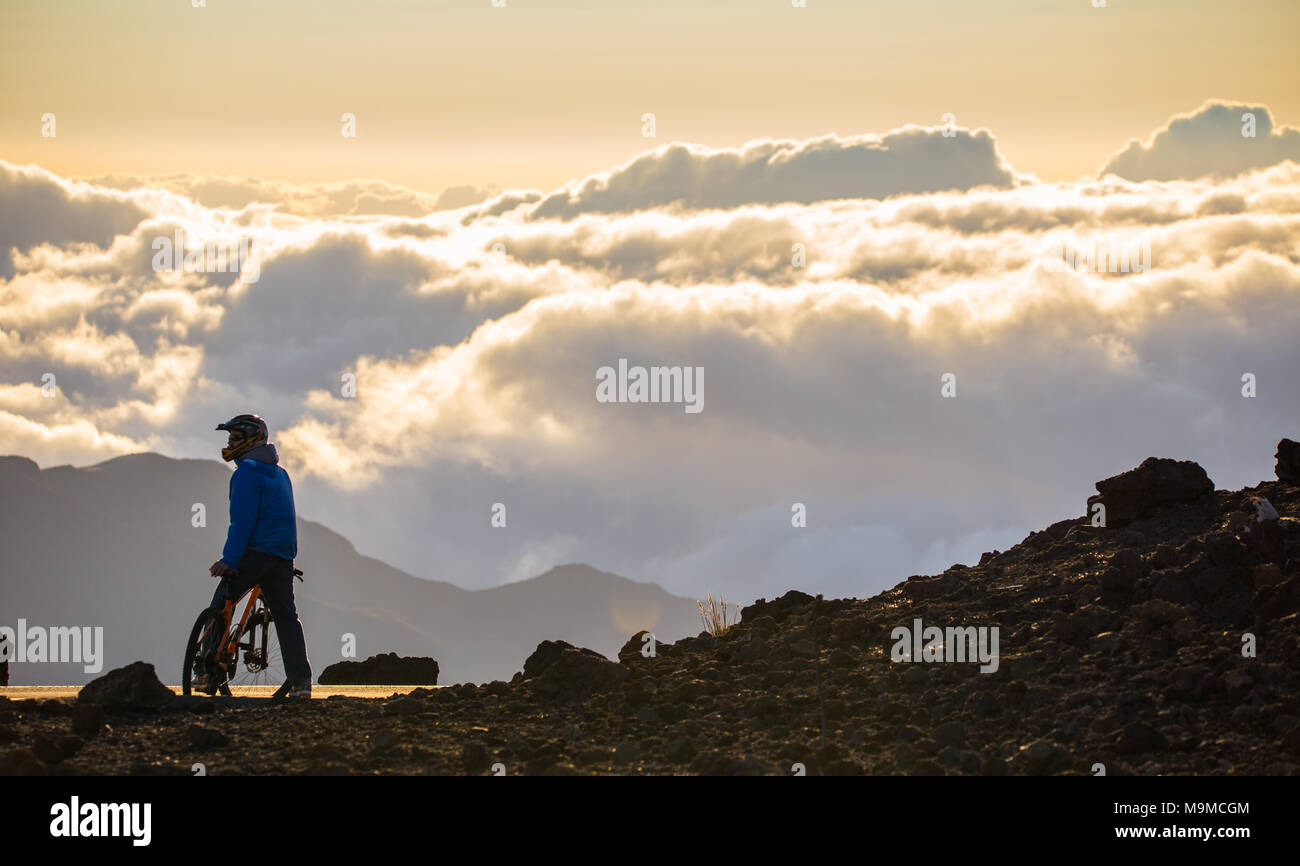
[{"xmin": 3, "ymin": 443, "xmax": 1300, "ymax": 776}]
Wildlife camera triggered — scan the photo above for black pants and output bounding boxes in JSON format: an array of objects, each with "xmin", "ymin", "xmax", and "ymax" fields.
[{"xmin": 206, "ymin": 548, "xmax": 311, "ymax": 685}]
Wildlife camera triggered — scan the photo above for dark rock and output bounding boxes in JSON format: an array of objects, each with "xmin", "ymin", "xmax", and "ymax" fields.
[
  {"xmin": 723, "ymin": 755, "xmax": 774, "ymax": 776},
  {"xmin": 78, "ymin": 661, "xmax": 174, "ymax": 711},
  {"xmin": 1100, "ymin": 548, "xmax": 1148, "ymax": 604},
  {"xmin": 70, "ymin": 703, "xmax": 105, "ymax": 737},
  {"xmin": 617, "ymin": 630, "xmax": 660, "ymax": 663},
  {"xmin": 1163, "ymin": 666, "xmax": 1211, "ymax": 702},
  {"xmin": 57, "ymin": 736, "xmax": 85, "ymax": 758},
  {"xmin": 613, "ymin": 742, "xmax": 641, "ymax": 764},
  {"xmin": 1132, "ymin": 599, "xmax": 1185, "ymax": 632},
  {"xmin": 1115, "ymin": 722, "xmax": 1169, "ymax": 755},
  {"xmin": 461, "ymin": 741, "xmax": 492, "ymax": 773},
  {"xmin": 1255, "ymin": 576, "xmax": 1300, "ymax": 622},
  {"xmin": 526, "ymin": 644, "xmax": 627, "ymax": 701},
  {"xmin": 828, "ymin": 648, "xmax": 857, "ymax": 668},
  {"xmin": 186, "ymin": 724, "xmax": 229, "ymax": 748},
  {"xmin": 1277, "ymin": 438, "xmax": 1300, "ymax": 484},
  {"xmin": 382, "ymin": 696, "xmax": 424, "ymax": 716},
  {"xmin": 520, "ymin": 640, "xmax": 607, "ymax": 679},
  {"xmin": 739, "ymin": 590, "xmax": 817, "ymax": 624},
  {"xmin": 938, "ymin": 747, "xmax": 983, "ymax": 774},
  {"xmin": 31, "ymin": 735, "xmax": 64, "ymax": 765},
  {"xmin": 665, "ymin": 737, "xmax": 696, "ymax": 762},
  {"xmin": 933, "ymin": 721, "xmax": 966, "ymax": 748},
  {"xmin": 1087, "ymin": 458, "xmax": 1214, "ymax": 527},
  {"xmin": 750, "ymin": 694, "xmax": 780, "ymax": 716},
  {"xmin": 1281, "ymin": 726, "xmax": 1300, "ymax": 757},
  {"xmin": 0, "ymin": 748, "xmax": 46, "ymax": 776},
  {"xmin": 1192, "ymin": 566, "xmax": 1234, "ymax": 603},
  {"xmin": 318, "ymin": 652, "xmax": 438, "ymax": 685},
  {"xmin": 1054, "ymin": 605, "xmax": 1121, "ymax": 645},
  {"xmin": 1012, "ymin": 739, "xmax": 1067, "ymax": 775},
  {"xmin": 903, "ymin": 574, "xmax": 959, "ymax": 600},
  {"xmin": 971, "ymin": 692, "xmax": 1001, "ymax": 718},
  {"xmin": 1150, "ymin": 569, "xmax": 1194, "ymax": 604}
]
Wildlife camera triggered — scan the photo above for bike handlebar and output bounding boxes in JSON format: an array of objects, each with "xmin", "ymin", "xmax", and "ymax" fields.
[{"xmin": 216, "ymin": 567, "xmax": 303, "ymax": 581}]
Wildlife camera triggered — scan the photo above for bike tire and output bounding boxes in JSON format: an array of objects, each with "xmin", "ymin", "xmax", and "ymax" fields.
[
  {"xmin": 181, "ymin": 608, "xmax": 222, "ymax": 698},
  {"xmin": 227, "ymin": 610, "xmax": 285, "ymax": 692}
]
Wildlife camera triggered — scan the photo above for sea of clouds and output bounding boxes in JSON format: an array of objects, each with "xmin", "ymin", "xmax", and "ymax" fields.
[{"xmin": 2, "ymin": 100, "xmax": 1298, "ymax": 602}]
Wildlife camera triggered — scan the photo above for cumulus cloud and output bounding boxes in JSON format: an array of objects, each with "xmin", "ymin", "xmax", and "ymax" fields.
[
  {"xmin": 1099, "ymin": 101, "xmax": 1300, "ymax": 182},
  {"xmin": 0, "ymin": 163, "xmax": 150, "ymax": 278},
  {"xmin": 3, "ymin": 106, "xmax": 1300, "ymax": 603},
  {"xmin": 89, "ymin": 172, "xmax": 493, "ymax": 218},
  {"xmin": 468, "ymin": 126, "xmax": 1024, "ymax": 220}
]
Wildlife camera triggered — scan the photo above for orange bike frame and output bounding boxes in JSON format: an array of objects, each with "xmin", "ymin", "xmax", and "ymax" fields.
[{"xmin": 204, "ymin": 585, "xmax": 263, "ymax": 672}]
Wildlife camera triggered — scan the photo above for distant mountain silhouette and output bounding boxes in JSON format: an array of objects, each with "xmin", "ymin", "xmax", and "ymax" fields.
[{"xmin": 0, "ymin": 453, "xmax": 700, "ymax": 685}]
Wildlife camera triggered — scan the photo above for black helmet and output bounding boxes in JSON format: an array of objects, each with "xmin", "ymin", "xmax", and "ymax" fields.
[{"xmin": 216, "ymin": 414, "xmax": 268, "ymax": 462}]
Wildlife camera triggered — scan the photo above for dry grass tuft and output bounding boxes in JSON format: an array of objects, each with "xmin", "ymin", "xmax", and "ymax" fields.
[{"xmin": 697, "ymin": 593, "xmax": 739, "ymax": 636}]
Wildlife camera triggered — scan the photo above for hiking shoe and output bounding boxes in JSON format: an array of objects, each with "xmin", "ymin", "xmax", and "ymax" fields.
[
  {"xmin": 191, "ymin": 672, "xmax": 213, "ymax": 693},
  {"xmin": 285, "ymin": 681, "xmax": 312, "ymax": 699}
]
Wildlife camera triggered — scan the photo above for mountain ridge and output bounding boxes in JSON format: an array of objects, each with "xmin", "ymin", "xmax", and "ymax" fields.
[{"xmin": 0, "ymin": 451, "xmax": 701, "ymax": 685}]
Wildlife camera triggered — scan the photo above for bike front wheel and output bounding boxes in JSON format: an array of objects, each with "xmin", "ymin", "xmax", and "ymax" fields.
[
  {"xmin": 181, "ymin": 608, "xmax": 224, "ymax": 698},
  {"xmin": 227, "ymin": 608, "xmax": 285, "ymax": 692}
]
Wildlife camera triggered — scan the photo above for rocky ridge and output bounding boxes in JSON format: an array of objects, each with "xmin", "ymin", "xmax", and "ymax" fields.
[{"xmin": 2, "ymin": 444, "xmax": 1298, "ymax": 776}]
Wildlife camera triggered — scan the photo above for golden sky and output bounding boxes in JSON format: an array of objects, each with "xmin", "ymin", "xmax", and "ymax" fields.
[{"xmin": 3, "ymin": 0, "xmax": 1298, "ymax": 193}]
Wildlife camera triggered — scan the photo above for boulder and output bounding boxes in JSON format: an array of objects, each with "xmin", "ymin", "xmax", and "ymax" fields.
[
  {"xmin": 739, "ymin": 590, "xmax": 817, "ymax": 624},
  {"xmin": 903, "ymin": 574, "xmax": 959, "ymax": 600},
  {"xmin": 1277, "ymin": 438, "xmax": 1300, "ymax": 484},
  {"xmin": 520, "ymin": 640, "xmax": 606, "ymax": 679},
  {"xmin": 617, "ymin": 630, "xmax": 669, "ymax": 663},
  {"xmin": 1087, "ymin": 458, "xmax": 1214, "ymax": 526},
  {"xmin": 523, "ymin": 642, "xmax": 627, "ymax": 701},
  {"xmin": 78, "ymin": 661, "xmax": 174, "ymax": 711},
  {"xmin": 317, "ymin": 652, "xmax": 438, "ymax": 685}
]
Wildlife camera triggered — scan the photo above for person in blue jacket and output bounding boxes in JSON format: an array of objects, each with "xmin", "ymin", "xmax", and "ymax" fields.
[{"xmin": 197, "ymin": 414, "xmax": 312, "ymax": 697}]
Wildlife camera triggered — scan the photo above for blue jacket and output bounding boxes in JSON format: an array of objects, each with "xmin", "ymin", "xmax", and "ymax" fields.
[{"xmin": 221, "ymin": 443, "xmax": 298, "ymax": 569}]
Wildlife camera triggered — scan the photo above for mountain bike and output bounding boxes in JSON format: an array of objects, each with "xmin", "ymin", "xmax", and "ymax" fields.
[{"xmin": 181, "ymin": 569, "xmax": 303, "ymax": 696}]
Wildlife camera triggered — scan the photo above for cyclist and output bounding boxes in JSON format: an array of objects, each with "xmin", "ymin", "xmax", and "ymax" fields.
[{"xmin": 194, "ymin": 414, "xmax": 312, "ymax": 698}]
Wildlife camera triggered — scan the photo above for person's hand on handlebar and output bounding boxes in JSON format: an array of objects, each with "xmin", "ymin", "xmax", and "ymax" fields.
[{"xmin": 209, "ymin": 560, "xmax": 235, "ymax": 578}]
